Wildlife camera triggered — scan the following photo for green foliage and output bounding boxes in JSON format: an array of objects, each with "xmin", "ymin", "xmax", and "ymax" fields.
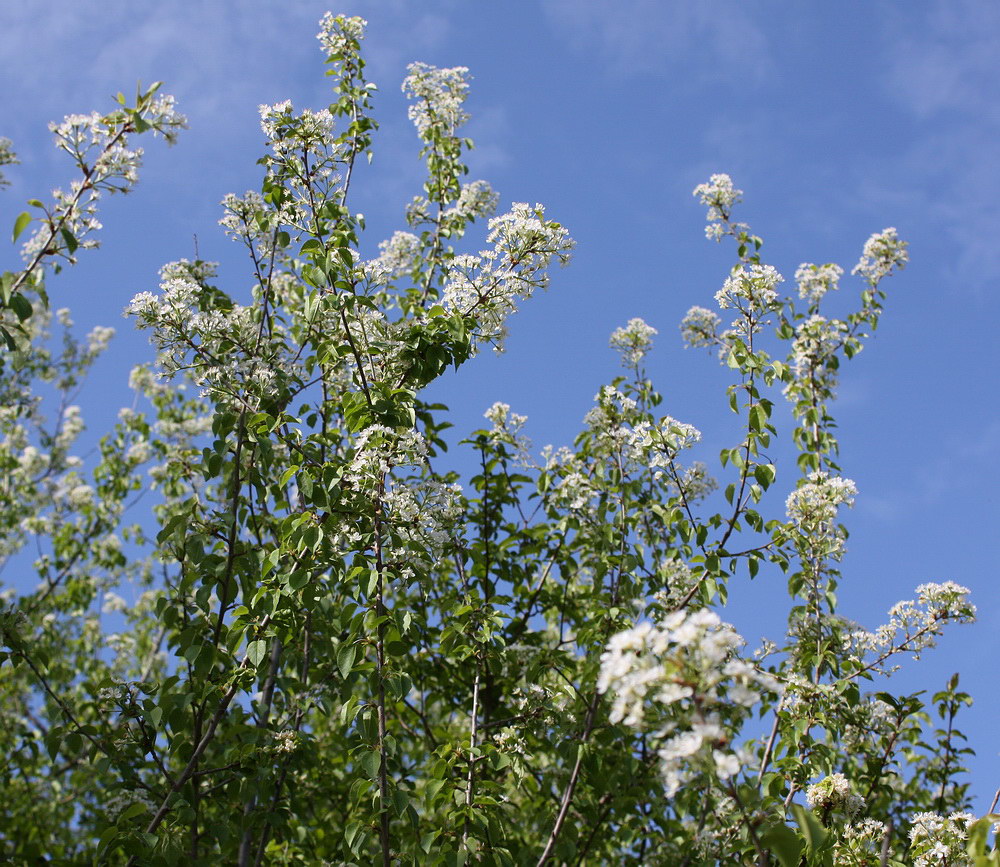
[{"xmin": 0, "ymin": 13, "xmax": 988, "ymax": 866}]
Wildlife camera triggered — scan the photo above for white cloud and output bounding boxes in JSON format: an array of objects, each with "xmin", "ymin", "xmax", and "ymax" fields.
[
  {"xmin": 883, "ymin": 0, "xmax": 1000, "ymax": 119},
  {"xmin": 542, "ymin": 0, "xmax": 772, "ymax": 82},
  {"xmin": 869, "ymin": 1, "xmax": 1000, "ymax": 290}
]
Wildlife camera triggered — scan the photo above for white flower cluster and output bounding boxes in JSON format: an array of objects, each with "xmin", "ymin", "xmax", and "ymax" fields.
[
  {"xmin": 805, "ymin": 773, "xmax": 865, "ymax": 818},
  {"xmin": 94, "ymin": 143, "xmax": 142, "ymax": 189},
  {"xmin": 87, "ymin": 325, "xmax": 115, "ymax": 355},
  {"xmin": 579, "ymin": 385, "xmax": 638, "ymax": 453},
  {"xmin": 680, "ymin": 305, "xmax": 722, "ymax": 350},
  {"xmin": 258, "ymin": 99, "xmax": 291, "ymax": 138},
  {"xmin": 509, "ymin": 682, "xmax": 572, "ymax": 731},
  {"xmin": 259, "ymin": 101, "xmax": 337, "ymax": 158},
  {"xmin": 484, "ymin": 401, "xmax": 525, "ymax": 433},
  {"xmin": 790, "ymin": 314, "xmax": 848, "ymax": 381},
  {"xmin": 20, "ymin": 178, "xmax": 102, "ymax": 264},
  {"xmin": 786, "ymin": 472, "xmax": 857, "ymax": 527},
  {"xmin": 852, "ymin": 227, "xmax": 908, "ymax": 283},
  {"xmin": 795, "ymin": 263, "xmax": 843, "ymax": 306},
  {"xmin": 127, "ymin": 264, "xmax": 284, "ymax": 404},
  {"xmin": 97, "ymin": 681, "xmax": 137, "ymax": 706},
  {"xmin": 55, "ymin": 479, "xmax": 95, "ymax": 510},
  {"xmin": 448, "ymin": 180, "xmax": 500, "ymax": 222},
  {"xmin": 553, "ymin": 469, "xmax": 594, "ymax": 512},
  {"xmin": 483, "ymin": 401, "xmax": 530, "ymax": 460},
  {"xmin": 609, "ymin": 317, "xmax": 657, "ymax": 367},
  {"xmin": 161, "ymin": 258, "xmax": 217, "ymax": 285},
  {"xmin": 124, "ymin": 439, "xmax": 153, "ymax": 465},
  {"xmin": 0, "ymin": 135, "xmax": 17, "ymax": 187},
  {"xmin": 382, "ymin": 477, "xmax": 464, "ymax": 562},
  {"xmin": 57, "ymin": 405, "xmax": 85, "ymax": 451},
  {"xmin": 833, "ymin": 818, "xmax": 889, "ymax": 865},
  {"xmin": 494, "ymin": 725, "xmax": 527, "ymax": 760},
  {"xmin": 104, "ymin": 788, "xmax": 156, "ymax": 818},
  {"xmin": 316, "ymin": 12, "xmax": 366, "ymax": 57},
  {"xmin": 850, "ymin": 582, "xmax": 976, "ymax": 666},
  {"xmin": 440, "ymin": 202, "xmax": 573, "ymax": 351},
  {"xmin": 403, "ymin": 62, "xmax": 471, "ymax": 139},
  {"xmin": 378, "ymin": 231, "xmax": 422, "ymax": 278},
  {"xmin": 218, "ymin": 190, "xmax": 269, "ymax": 245},
  {"xmin": 628, "ymin": 416, "xmax": 702, "ymax": 463},
  {"xmin": 839, "ymin": 696, "xmax": 897, "ymax": 752},
  {"xmin": 692, "ymin": 173, "xmax": 742, "ymax": 225},
  {"xmin": 272, "ymin": 729, "xmax": 298, "ymax": 754},
  {"xmin": 21, "ymin": 95, "xmax": 185, "ymax": 269},
  {"xmin": 326, "ymin": 425, "xmax": 465, "ymax": 567},
  {"xmin": 50, "ymin": 111, "xmax": 105, "ymax": 152},
  {"xmin": 16, "ymin": 445, "xmax": 47, "ymax": 476},
  {"xmin": 714, "ymin": 263, "xmax": 784, "ymax": 312},
  {"xmin": 651, "ymin": 558, "xmax": 699, "ymax": 606},
  {"xmin": 586, "ymin": 384, "xmax": 637, "ymax": 421},
  {"xmin": 597, "ymin": 609, "xmax": 779, "ymax": 795},
  {"xmin": 908, "ymin": 811, "xmax": 977, "ymax": 867},
  {"xmin": 101, "ymin": 591, "xmax": 128, "ymax": 614},
  {"xmin": 345, "ymin": 426, "xmax": 429, "ymax": 488}
]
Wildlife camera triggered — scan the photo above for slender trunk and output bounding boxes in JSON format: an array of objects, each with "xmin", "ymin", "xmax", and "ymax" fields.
[
  {"xmin": 462, "ymin": 671, "xmax": 482, "ymax": 851},
  {"xmin": 237, "ymin": 637, "xmax": 282, "ymax": 866}
]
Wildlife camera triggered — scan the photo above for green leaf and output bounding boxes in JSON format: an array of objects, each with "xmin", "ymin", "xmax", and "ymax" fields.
[
  {"xmin": 8, "ymin": 293, "xmax": 31, "ymax": 322},
  {"xmin": 246, "ymin": 639, "xmax": 267, "ymax": 667},
  {"xmin": 391, "ymin": 789, "xmax": 409, "ymax": 817},
  {"xmin": 11, "ymin": 211, "xmax": 30, "ymax": 243},
  {"xmin": 361, "ymin": 749, "xmax": 381, "ymax": 779},
  {"xmin": 759, "ymin": 824, "xmax": 803, "ymax": 867},
  {"xmin": 60, "ymin": 226, "xmax": 78, "ymax": 254},
  {"xmin": 754, "ymin": 463, "xmax": 776, "ymax": 489},
  {"xmin": 791, "ymin": 804, "xmax": 830, "ymax": 861},
  {"xmin": 118, "ymin": 802, "xmax": 149, "ymax": 822},
  {"xmin": 338, "ymin": 642, "xmax": 357, "ymax": 678},
  {"xmin": 344, "ymin": 820, "xmax": 363, "ymax": 852}
]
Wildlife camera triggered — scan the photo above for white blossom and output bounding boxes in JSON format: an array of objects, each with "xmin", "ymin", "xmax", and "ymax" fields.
[
  {"xmin": 790, "ymin": 314, "xmax": 848, "ymax": 381},
  {"xmin": 609, "ymin": 317, "xmax": 657, "ymax": 366},
  {"xmin": 806, "ymin": 773, "xmax": 865, "ymax": 817},
  {"xmin": 598, "ymin": 609, "xmax": 778, "ymax": 794},
  {"xmin": 440, "ymin": 203, "xmax": 573, "ymax": 351},
  {"xmin": 852, "ymin": 227, "xmax": 908, "ymax": 283},
  {"xmin": 403, "ymin": 62, "xmax": 471, "ymax": 138},
  {"xmin": 0, "ymin": 136, "xmax": 17, "ymax": 188},
  {"xmin": 219, "ymin": 190, "xmax": 267, "ymax": 243},
  {"xmin": 848, "ymin": 582, "xmax": 975, "ymax": 670},
  {"xmin": 316, "ymin": 12, "xmax": 366, "ymax": 57},
  {"xmin": 104, "ymin": 789, "xmax": 155, "ymax": 818},
  {"xmin": 715, "ymin": 263, "xmax": 784, "ymax": 312},
  {"xmin": 102, "ymin": 592, "xmax": 128, "ymax": 614},
  {"xmin": 693, "ymin": 173, "xmax": 742, "ymax": 223},
  {"xmin": 786, "ymin": 472, "xmax": 857, "ymax": 527},
  {"xmin": 378, "ymin": 231, "xmax": 421, "ymax": 277},
  {"xmin": 86, "ymin": 325, "xmax": 115, "ymax": 354},
  {"xmin": 680, "ymin": 305, "xmax": 722, "ymax": 349},
  {"xmin": 908, "ymin": 811, "xmax": 977, "ymax": 867},
  {"xmin": 795, "ymin": 262, "xmax": 843, "ymax": 305},
  {"xmin": 273, "ymin": 730, "xmax": 299, "ymax": 754},
  {"xmin": 449, "ymin": 179, "xmax": 499, "ymax": 221}
]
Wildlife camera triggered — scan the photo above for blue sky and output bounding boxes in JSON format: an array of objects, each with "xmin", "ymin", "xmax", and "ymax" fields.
[{"xmin": 3, "ymin": 1, "xmax": 999, "ymax": 810}]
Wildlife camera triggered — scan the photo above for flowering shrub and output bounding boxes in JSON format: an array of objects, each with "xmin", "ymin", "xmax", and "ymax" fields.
[{"xmin": 0, "ymin": 12, "xmax": 994, "ymax": 866}]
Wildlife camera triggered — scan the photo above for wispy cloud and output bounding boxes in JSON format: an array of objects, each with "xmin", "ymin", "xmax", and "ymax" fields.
[
  {"xmin": 541, "ymin": 0, "xmax": 772, "ymax": 82},
  {"xmin": 0, "ymin": 1, "xmax": 455, "ymax": 137},
  {"xmin": 867, "ymin": 0, "xmax": 1000, "ymax": 290},
  {"xmin": 860, "ymin": 417, "xmax": 1000, "ymax": 523}
]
